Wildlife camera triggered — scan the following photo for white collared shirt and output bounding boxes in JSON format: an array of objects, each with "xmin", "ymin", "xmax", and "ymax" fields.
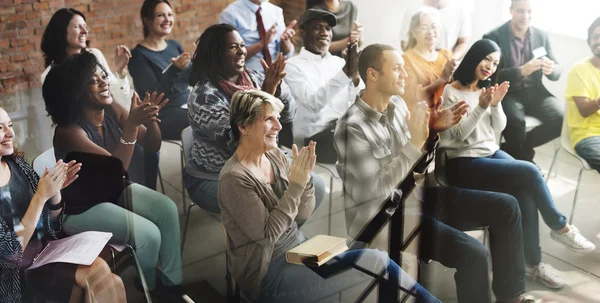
[{"xmin": 284, "ymin": 47, "xmax": 360, "ymax": 138}]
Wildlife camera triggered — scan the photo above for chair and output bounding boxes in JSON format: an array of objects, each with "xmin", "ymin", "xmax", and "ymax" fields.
[
  {"xmin": 314, "ymin": 162, "xmax": 341, "ymax": 235},
  {"xmin": 545, "ymin": 114, "xmax": 593, "ymax": 225},
  {"xmin": 434, "ymin": 148, "xmax": 488, "ymax": 246},
  {"xmin": 180, "ymin": 126, "xmax": 197, "ymax": 253},
  {"xmin": 162, "ymin": 139, "xmax": 187, "ymax": 213}
]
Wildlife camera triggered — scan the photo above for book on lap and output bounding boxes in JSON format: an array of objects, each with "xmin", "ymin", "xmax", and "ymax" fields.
[{"xmin": 286, "ymin": 235, "xmax": 348, "ymax": 267}]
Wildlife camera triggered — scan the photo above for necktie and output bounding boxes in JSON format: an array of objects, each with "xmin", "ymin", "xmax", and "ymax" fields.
[{"xmin": 255, "ymin": 7, "xmax": 273, "ymax": 65}]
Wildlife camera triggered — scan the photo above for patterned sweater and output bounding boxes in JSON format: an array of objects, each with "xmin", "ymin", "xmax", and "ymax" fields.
[{"xmin": 185, "ymin": 70, "xmax": 296, "ymax": 181}]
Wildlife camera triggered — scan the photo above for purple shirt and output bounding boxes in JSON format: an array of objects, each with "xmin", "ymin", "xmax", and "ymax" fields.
[{"xmin": 509, "ymin": 28, "xmax": 535, "ymax": 89}]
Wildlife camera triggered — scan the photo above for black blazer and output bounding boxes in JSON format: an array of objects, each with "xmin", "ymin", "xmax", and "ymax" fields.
[{"xmin": 483, "ymin": 21, "xmax": 562, "ymax": 91}]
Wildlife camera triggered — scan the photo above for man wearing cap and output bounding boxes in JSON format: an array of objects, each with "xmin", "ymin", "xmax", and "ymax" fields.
[{"xmin": 284, "ymin": 8, "xmax": 360, "ymax": 163}]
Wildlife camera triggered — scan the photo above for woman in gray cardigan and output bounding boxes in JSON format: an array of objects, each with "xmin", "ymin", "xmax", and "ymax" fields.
[{"xmin": 217, "ymin": 90, "xmax": 440, "ymax": 302}]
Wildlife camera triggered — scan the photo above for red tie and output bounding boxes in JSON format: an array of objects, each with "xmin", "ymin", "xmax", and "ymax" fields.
[{"xmin": 256, "ymin": 7, "xmax": 272, "ymax": 65}]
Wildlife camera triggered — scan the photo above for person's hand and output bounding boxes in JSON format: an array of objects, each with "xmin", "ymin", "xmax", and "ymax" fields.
[
  {"xmin": 280, "ymin": 20, "xmax": 297, "ymax": 42},
  {"xmin": 350, "ymin": 20, "xmax": 363, "ymax": 42},
  {"xmin": 520, "ymin": 58, "xmax": 543, "ymax": 77},
  {"xmin": 264, "ymin": 23, "xmax": 278, "ymax": 45},
  {"xmin": 478, "ymin": 86, "xmax": 496, "ymax": 109},
  {"xmin": 429, "ymin": 97, "xmax": 469, "ymax": 132},
  {"xmin": 343, "ymin": 40, "xmax": 359, "ymax": 80},
  {"xmin": 114, "ymin": 45, "xmax": 132, "ymax": 76},
  {"xmin": 171, "ymin": 52, "xmax": 191, "ymax": 70},
  {"xmin": 143, "ymin": 91, "xmax": 169, "ymax": 111},
  {"xmin": 407, "ymin": 101, "xmax": 430, "ymax": 149},
  {"xmin": 289, "ymin": 141, "xmax": 316, "ymax": 187},
  {"xmin": 490, "ymin": 81, "xmax": 510, "ymax": 106},
  {"xmin": 127, "ymin": 92, "xmax": 161, "ymax": 126},
  {"xmin": 260, "ymin": 53, "xmax": 287, "ymax": 95},
  {"xmin": 441, "ymin": 53, "xmax": 457, "ymax": 82},
  {"xmin": 61, "ymin": 160, "xmax": 81, "ymax": 190},
  {"xmin": 38, "ymin": 160, "xmax": 67, "ymax": 201},
  {"xmin": 541, "ymin": 56, "xmax": 555, "ymax": 76}
]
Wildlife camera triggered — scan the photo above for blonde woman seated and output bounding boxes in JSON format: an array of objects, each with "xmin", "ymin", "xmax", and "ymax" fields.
[{"xmin": 217, "ymin": 90, "xmax": 440, "ymax": 302}]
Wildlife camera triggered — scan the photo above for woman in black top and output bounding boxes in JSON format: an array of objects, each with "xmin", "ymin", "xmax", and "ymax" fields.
[
  {"xmin": 0, "ymin": 107, "xmax": 125, "ymax": 302},
  {"xmin": 128, "ymin": 0, "xmax": 192, "ymax": 140}
]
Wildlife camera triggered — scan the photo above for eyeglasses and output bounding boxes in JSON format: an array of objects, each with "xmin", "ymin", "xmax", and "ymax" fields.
[{"xmin": 416, "ymin": 24, "xmax": 439, "ymax": 32}]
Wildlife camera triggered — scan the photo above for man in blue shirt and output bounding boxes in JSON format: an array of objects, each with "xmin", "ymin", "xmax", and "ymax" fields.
[{"xmin": 220, "ymin": 0, "xmax": 297, "ymax": 72}]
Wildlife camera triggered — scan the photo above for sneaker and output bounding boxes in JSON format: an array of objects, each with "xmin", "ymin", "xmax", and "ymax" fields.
[
  {"xmin": 550, "ymin": 224, "xmax": 596, "ymax": 253},
  {"xmin": 526, "ymin": 263, "xmax": 565, "ymax": 289},
  {"xmin": 520, "ymin": 295, "xmax": 541, "ymax": 303}
]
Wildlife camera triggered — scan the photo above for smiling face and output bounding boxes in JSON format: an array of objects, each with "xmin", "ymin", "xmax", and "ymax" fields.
[
  {"xmin": 589, "ymin": 26, "xmax": 600, "ymax": 58},
  {"xmin": 148, "ymin": 2, "xmax": 174, "ymax": 37},
  {"xmin": 412, "ymin": 14, "xmax": 439, "ymax": 49},
  {"xmin": 510, "ymin": 0, "xmax": 532, "ymax": 32},
  {"xmin": 474, "ymin": 51, "xmax": 500, "ymax": 81},
  {"xmin": 66, "ymin": 15, "xmax": 88, "ymax": 52},
  {"xmin": 222, "ymin": 31, "xmax": 247, "ymax": 80},
  {"xmin": 373, "ymin": 50, "xmax": 408, "ymax": 97},
  {"xmin": 302, "ymin": 19, "xmax": 332, "ymax": 56},
  {"xmin": 85, "ymin": 66, "xmax": 112, "ymax": 108},
  {"xmin": 0, "ymin": 109, "xmax": 15, "ymax": 157},
  {"xmin": 243, "ymin": 105, "xmax": 282, "ymax": 153}
]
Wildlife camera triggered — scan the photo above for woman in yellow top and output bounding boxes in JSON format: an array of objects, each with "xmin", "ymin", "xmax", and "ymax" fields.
[{"xmin": 402, "ymin": 6, "xmax": 456, "ymax": 110}]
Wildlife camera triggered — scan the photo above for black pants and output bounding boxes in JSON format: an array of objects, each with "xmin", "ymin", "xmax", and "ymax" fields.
[
  {"xmin": 500, "ymin": 86, "xmax": 563, "ymax": 162},
  {"xmin": 419, "ymin": 187, "xmax": 526, "ymax": 302},
  {"xmin": 305, "ymin": 121, "xmax": 337, "ymax": 164},
  {"xmin": 158, "ymin": 107, "xmax": 190, "ymax": 141}
]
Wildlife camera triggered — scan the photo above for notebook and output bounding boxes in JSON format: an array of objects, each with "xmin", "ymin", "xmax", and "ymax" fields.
[{"xmin": 286, "ymin": 235, "xmax": 348, "ymax": 267}]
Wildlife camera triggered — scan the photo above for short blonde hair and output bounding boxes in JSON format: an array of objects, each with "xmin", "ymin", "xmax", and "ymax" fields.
[
  {"xmin": 230, "ymin": 90, "xmax": 284, "ymax": 142},
  {"xmin": 403, "ymin": 6, "xmax": 441, "ymax": 51}
]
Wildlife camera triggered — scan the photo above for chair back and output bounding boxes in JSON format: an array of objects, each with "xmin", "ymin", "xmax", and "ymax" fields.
[
  {"xmin": 32, "ymin": 148, "xmax": 56, "ymax": 176},
  {"xmin": 181, "ymin": 126, "xmax": 193, "ymax": 165},
  {"xmin": 434, "ymin": 148, "xmax": 451, "ymax": 187}
]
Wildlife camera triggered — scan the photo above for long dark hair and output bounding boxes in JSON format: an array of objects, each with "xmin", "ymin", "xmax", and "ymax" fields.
[
  {"xmin": 453, "ymin": 39, "xmax": 501, "ymax": 88},
  {"xmin": 42, "ymin": 51, "xmax": 105, "ymax": 126},
  {"xmin": 190, "ymin": 23, "xmax": 239, "ymax": 87},
  {"xmin": 40, "ymin": 8, "xmax": 88, "ymax": 68},
  {"xmin": 140, "ymin": 0, "xmax": 172, "ymax": 38}
]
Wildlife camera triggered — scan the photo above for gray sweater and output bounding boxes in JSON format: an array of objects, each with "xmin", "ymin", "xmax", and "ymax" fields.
[
  {"xmin": 217, "ymin": 148, "xmax": 315, "ymax": 299},
  {"xmin": 439, "ymin": 84, "xmax": 507, "ymax": 159}
]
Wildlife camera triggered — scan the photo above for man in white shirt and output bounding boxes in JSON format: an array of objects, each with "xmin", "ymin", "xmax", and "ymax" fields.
[
  {"xmin": 400, "ymin": 0, "xmax": 471, "ymax": 60},
  {"xmin": 219, "ymin": 0, "xmax": 296, "ymax": 72},
  {"xmin": 284, "ymin": 8, "xmax": 360, "ymax": 163}
]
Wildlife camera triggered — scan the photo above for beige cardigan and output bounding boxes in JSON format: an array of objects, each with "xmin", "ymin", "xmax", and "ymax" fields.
[{"xmin": 217, "ymin": 148, "xmax": 315, "ymax": 299}]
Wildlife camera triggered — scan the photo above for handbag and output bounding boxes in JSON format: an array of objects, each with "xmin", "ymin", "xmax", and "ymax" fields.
[{"xmin": 60, "ymin": 151, "xmax": 131, "ymax": 215}]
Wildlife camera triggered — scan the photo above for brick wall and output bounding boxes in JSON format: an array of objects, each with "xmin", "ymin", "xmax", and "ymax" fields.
[{"xmin": 0, "ymin": 0, "xmax": 306, "ymax": 96}]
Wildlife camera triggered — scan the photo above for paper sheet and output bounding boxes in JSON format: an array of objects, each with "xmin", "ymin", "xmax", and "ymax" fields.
[{"xmin": 27, "ymin": 231, "xmax": 112, "ymax": 270}]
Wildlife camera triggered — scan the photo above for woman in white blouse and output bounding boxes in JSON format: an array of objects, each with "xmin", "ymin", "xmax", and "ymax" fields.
[
  {"xmin": 439, "ymin": 38, "xmax": 595, "ymax": 290},
  {"xmin": 40, "ymin": 8, "xmax": 132, "ymax": 108}
]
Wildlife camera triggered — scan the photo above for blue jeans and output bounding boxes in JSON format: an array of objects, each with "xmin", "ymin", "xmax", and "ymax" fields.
[
  {"xmin": 574, "ymin": 136, "xmax": 600, "ymax": 173},
  {"xmin": 446, "ymin": 150, "xmax": 567, "ymax": 265},
  {"xmin": 186, "ymin": 172, "xmax": 326, "ymax": 215},
  {"xmin": 259, "ymin": 249, "xmax": 440, "ymax": 303}
]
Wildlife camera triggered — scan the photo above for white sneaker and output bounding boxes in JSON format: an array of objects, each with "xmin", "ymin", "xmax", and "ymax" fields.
[
  {"xmin": 550, "ymin": 225, "xmax": 596, "ymax": 253},
  {"xmin": 526, "ymin": 263, "xmax": 565, "ymax": 289}
]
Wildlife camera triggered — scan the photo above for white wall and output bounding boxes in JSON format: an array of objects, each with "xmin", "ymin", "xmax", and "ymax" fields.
[{"xmin": 352, "ymin": 0, "xmax": 593, "ymax": 105}]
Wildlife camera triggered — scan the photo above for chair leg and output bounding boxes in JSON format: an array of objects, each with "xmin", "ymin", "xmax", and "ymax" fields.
[
  {"xmin": 328, "ymin": 175, "xmax": 333, "ymax": 235},
  {"xmin": 546, "ymin": 148, "xmax": 561, "ymax": 184},
  {"xmin": 180, "ymin": 148, "xmax": 187, "ymax": 216},
  {"xmin": 181, "ymin": 203, "xmax": 195, "ymax": 255},
  {"xmin": 569, "ymin": 168, "xmax": 585, "ymax": 225},
  {"xmin": 158, "ymin": 167, "xmax": 166, "ymax": 194}
]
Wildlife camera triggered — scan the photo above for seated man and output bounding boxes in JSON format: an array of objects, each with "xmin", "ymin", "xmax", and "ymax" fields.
[
  {"xmin": 219, "ymin": 0, "xmax": 296, "ymax": 73},
  {"xmin": 483, "ymin": 0, "xmax": 563, "ymax": 163},
  {"xmin": 566, "ymin": 17, "xmax": 600, "ymax": 172},
  {"xmin": 334, "ymin": 43, "xmax": 534, "ymax": 303},
  {"xmin": 285, "ymin": 8, "xmax": 360, "ymax": 163}
]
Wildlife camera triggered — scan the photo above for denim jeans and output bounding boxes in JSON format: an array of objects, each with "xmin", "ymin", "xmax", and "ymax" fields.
[
  {"xmin": 420, "ymin": 187, "xmax": 526, "ymax": 302},
  {"xmin": 186, "ymin": 172, "xmax": 326, "ymax": 215},
  {"xmin": 574, "ymin": 136, "xmax": 600, "ymax": 173},
  {"xmin": 446, "ymin": 150, "xmax": 567, "ymax": 265},
  {"xmin": 62, "ymin": 183, "xmax": 183, "ymax": 289},
  {"xmin": 259, "ymin": 248, "xmax": 440, "ymax": 303}
]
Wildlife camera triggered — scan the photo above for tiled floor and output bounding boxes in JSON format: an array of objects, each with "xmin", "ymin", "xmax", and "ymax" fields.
[{"xmin": 8, "ymin": 90, "xmax": 600, "ymax": 302}]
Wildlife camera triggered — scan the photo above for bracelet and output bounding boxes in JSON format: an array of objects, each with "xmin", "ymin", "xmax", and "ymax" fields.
[
  {"xmin": 119, "ymin": 137, "xmax": 137, "ymax": 145},
  {"xmin": 595, "ymin": 97, "xmax": 600, "ymax": 109},
  {"xmin": 47, "ymin": 201, "xmax": 63, "ymax": 211}
]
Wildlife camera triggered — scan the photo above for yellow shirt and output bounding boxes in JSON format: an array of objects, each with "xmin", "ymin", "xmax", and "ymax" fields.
[{"xmin": 565, "ymin": 59, "xmax": 600, "ymax": 147}]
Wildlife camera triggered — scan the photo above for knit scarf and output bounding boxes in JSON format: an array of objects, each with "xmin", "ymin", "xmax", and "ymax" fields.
[{"xmin": 218, "ymin": 71, "xmax": 255, "ymax": 97}]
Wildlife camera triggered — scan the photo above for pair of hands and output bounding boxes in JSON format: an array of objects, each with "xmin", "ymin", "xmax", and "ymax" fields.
[
  {"xmin": 114, "ymin": 45, "xmax": 132, "ymax": 76},
  {"xmin": 521, "ymin": 56, "xmax": 555, "ymax": 77},
  {"xmin": 263, "ymin": 20, "xmax": 297, "ymax": 55},
  {"xmin": 260, "ymin": 53, "xmax": 287, "ymax": 96},
  {"xmin": 37, "ymin": 160, "xmax": 82, "ymax": 202},
  {"xmin": 127, "ymin": 91, "xmax": 169, "ymax": 126},
  {"xmin": 343, "ymin": 40, "xmax": 360, "ymax": 82},
  {"xmin": 289, "ymin": 141, "xmax": 316, "ymax": 187},
  {"xmin": 171, "ymin": 52, "xmax": 192, "ymax": 70},
  {"xmin": 441, "ymin": 53, "xmax": 458, "ymax": 82},
  {"xmin": 478, "ymin": 81, "xmax": 510, "ymax": 109},
  {"xmin": 349, "ymin": 20, "xmax": 363, "ymax": 42},
  {"xmin": 407, "ymin": 99, "xmax": 468, "ymax": 149}
]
